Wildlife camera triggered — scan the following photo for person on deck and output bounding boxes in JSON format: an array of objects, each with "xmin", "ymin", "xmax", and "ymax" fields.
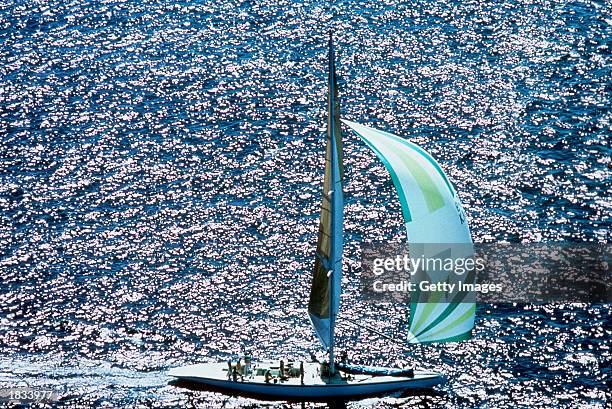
[
  {"xmin": 244, "ymin": 354, "xmax": 252, "ymax": 377},
  {"xmin": 227, "ymin": 359, "xmax": 232, "ymax": 379},
  {"xmin": 320, "ymin": 361, "xmax": 329, "ymax": 378},
  {"xmin": 341, "ymin": 351, "xmax": 348, "ymax": 365},
  {"xmin": 279, "ymin": 360, "xmax": 285, "ymax": 377},
  {"xmin": 265, "ymin": 370, "xmax": 272, "ymax": 383},
  {"xmin": 300, "ymin": 361, "xmax": 304, "ymax": 385},
  {"xmin": 236, "ymin": 359, "xmax": 244, "ymax": 381},
  {"xmin": 236, "ymin": 359, "xmax": 243, "ymax": 375}
]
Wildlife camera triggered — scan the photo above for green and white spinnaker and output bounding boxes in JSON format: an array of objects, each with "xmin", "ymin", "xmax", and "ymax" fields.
[{"xmin": 343, "ymin": 120, "xmax": 475, "ymax": 344}]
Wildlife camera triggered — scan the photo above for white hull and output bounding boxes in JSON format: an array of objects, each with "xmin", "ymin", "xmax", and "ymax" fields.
[{"xmin": 169, "ymin": 362, "xmax": 444, "ymax": 400}]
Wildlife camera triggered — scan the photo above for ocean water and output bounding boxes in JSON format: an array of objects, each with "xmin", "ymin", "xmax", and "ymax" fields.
[{"xmin": 0, "ymin": 0, "xmax": 610, "ymax": 407}]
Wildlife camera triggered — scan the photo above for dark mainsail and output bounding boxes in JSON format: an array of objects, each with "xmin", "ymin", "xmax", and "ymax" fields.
[{"xmin": 308, "ymin": 34, "xmax": 344, "ymax": 367}]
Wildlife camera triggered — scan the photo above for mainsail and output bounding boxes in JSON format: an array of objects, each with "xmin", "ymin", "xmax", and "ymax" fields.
[
  {"xmin": 342, "ymin": 120, "xmax": 475, "ymax": 344},
  {"xmin": 308, "ymin": 35, "xmax": 344, "ymax": 357}
]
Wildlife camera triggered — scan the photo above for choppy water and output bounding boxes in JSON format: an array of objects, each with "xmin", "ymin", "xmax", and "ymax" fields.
[{"xmin": 0, "ymin": 0, "xmax": 610, "ymax": 407}]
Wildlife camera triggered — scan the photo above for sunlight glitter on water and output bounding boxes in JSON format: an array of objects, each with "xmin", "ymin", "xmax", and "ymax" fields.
[{"xmin": 0, "ymin": 0, "xmax": 610, "ymax": 407}]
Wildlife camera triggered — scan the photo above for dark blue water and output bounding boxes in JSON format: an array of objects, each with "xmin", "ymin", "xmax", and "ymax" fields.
[{"xmin": 0, "ymin": 0, "xmax": 610, "ymax": 407}]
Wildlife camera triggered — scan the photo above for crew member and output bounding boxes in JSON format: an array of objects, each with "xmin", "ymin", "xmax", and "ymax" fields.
[
  {"xmin": 236, "ymin": 359, "xmax": 243, "ymax": 375},
  {"xmin": 244, "ymin": 354, "xmax": 252, "ymax": 377},
  {"xmin": 300, "ymin": 361, "xmax": 304, "ymax": 384}
]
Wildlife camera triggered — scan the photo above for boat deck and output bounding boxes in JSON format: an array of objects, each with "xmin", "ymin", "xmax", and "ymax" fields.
[{"xmin": 169, "ymin": 361, "xmax": 444, "ymax": 397}]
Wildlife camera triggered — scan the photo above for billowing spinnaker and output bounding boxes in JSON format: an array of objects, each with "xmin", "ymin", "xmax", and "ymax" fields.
[
  {"xmin": 342, "ymin": 120, "xmax": 475, "ymax": 344},
  {"xmin": 308, "ymin": 36, "xmax": 343, "ymax": 350}
]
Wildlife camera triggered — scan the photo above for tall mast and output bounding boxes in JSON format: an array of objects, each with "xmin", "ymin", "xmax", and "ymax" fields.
[
  {"xmin": 307, "ymin": 33, "xmax": 344, "ymax": 375},
  {"xmin": 327, "ymin": 32, "xmax": 343, "ymax": 374}
]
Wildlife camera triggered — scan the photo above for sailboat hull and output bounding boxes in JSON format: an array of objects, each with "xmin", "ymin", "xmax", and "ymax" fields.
[{"xmin": 168, "ymin": 362, "xmax": 444, "ymax": 400}]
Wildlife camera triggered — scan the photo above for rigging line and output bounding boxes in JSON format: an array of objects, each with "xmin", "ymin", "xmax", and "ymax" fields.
[{"xmin": 338, "ymin": 317, "xmax": 413, "ymax": 350}]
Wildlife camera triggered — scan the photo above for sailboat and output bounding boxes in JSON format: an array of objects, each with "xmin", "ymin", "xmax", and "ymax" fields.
[{"xmin": 168, "ymin": 35, "xmax": 475, "ymax": 400}]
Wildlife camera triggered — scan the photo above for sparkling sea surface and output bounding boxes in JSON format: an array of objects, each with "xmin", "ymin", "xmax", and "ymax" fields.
[{"xmin": 0, "ymin": 0, "xmax": 610, "ymax": 407}]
